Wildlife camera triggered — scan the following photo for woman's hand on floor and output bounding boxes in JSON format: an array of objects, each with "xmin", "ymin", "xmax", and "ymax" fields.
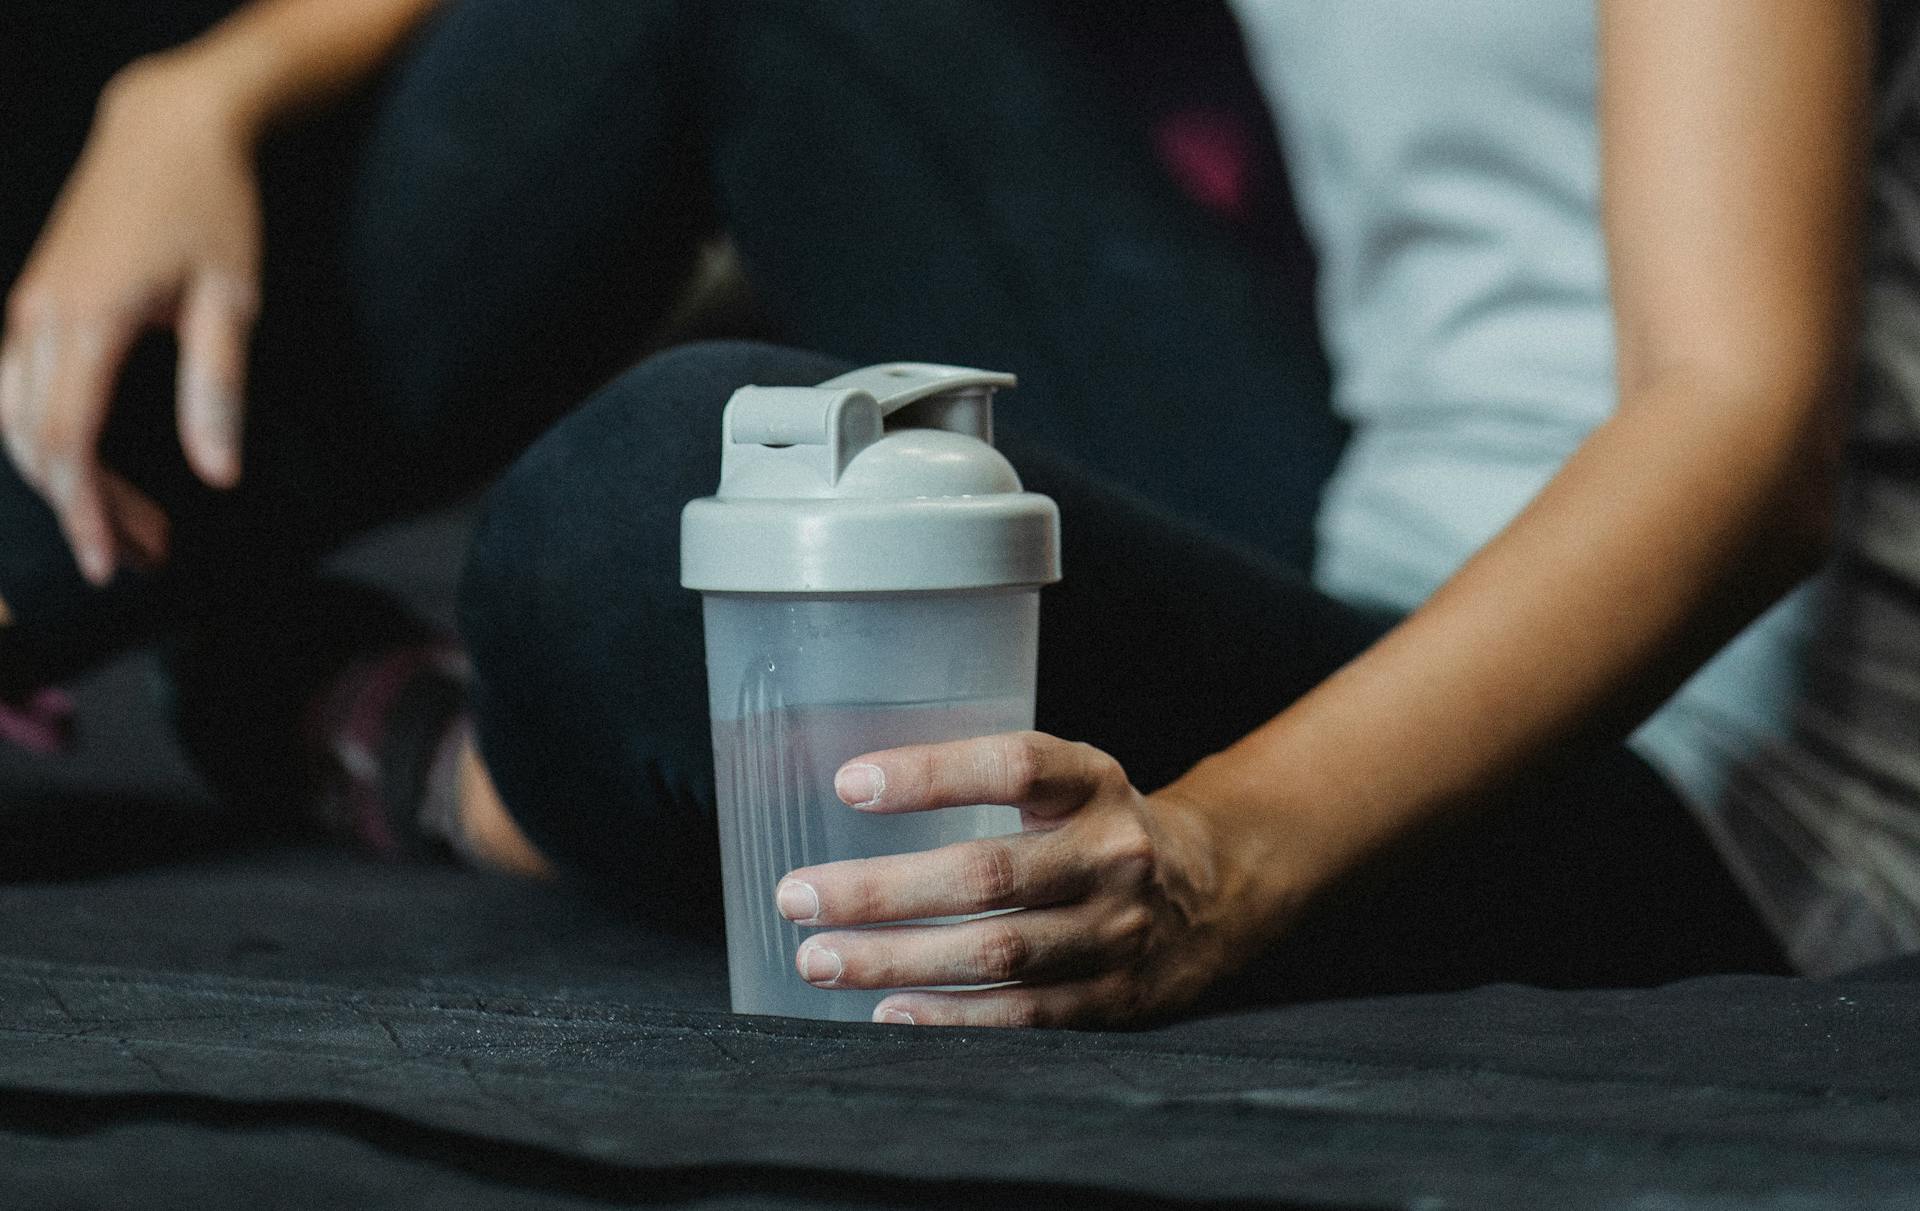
[
  {"xmin": 775, "ymin": 731, "xmax": 1318, "ymax": 1029},
  {"xmin": 0, "ymin": 52, "xmax": 262, "ymax": 586}
]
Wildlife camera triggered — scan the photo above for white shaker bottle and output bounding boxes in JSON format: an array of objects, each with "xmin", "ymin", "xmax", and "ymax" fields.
[{"xmin": 681, "ymin": 363, "xmax": 1061, "ymax": 1021}]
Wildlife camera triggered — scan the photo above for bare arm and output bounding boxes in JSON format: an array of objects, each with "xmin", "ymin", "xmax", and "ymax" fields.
[
  {"xmin": 161, "ymin": 0, "xmax": 446, "ymax": 137},
  {"xmin": 0, "ymin": 0, "xmax": 442, "ymax": 587},
  {"xmin": 752, "ymin": 0, "xmax": 1873, "ymax": 1029},
  {"xmin": 1176, "ymin": 0, "xmax": 1871, "ymax": 911}
]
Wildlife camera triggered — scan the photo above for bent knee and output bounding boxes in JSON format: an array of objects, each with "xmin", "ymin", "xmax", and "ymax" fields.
[
  {"xmin": 456, "ymin": 341, "xmax": 850, "ymax": 900},
  {"xmin": 459, "ymin": 340, "xmax": 845, "ymax": 659}
]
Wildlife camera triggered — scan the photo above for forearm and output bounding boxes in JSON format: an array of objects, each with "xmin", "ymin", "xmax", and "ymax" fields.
[
  {"xmin": 120, "ymin": 0, "xmax": 445, "ymax": 141},
  {"xmin": 1161, "ymin": 0, "xmax": 1869, "ymax": 940},
  {"xmin": 1176, "ymin": 375, "xmax": 1841, "ymax": 891}
]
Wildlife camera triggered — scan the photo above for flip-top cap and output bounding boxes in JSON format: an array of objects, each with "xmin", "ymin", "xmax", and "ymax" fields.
[{"xmin": 681, "ymin": 363, "xmax": 1061, "ymax": 594}]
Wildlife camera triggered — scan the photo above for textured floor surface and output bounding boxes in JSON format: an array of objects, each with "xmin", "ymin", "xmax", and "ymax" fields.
[{"xmin": 3, "ymin": 845, "xmax": 1918, "ymax": 1210}]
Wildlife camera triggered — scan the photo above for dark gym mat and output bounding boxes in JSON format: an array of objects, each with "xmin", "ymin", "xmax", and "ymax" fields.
[{"xmin": 1, "ymin": 845, "xmax": 1917, "ymax": 1210}]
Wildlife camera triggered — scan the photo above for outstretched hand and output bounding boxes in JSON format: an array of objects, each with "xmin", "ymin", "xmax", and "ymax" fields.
[{"xmin": 776, "ymin": 731, "xmax": 1294, "ymax": 1029}]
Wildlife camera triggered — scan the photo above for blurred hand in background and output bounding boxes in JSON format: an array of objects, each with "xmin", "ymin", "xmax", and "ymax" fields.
[
  {"xmin": 2, "ymin": 54, "xmax": 261, "ymax": 584},
  {"xmin": 0, "ymin": 0, "xmax": 441, "ymax": 588}
]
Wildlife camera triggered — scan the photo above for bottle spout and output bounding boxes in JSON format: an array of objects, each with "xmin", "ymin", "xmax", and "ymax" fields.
[{"xmin": 819, "ymin": 363, "xmax": 1017, "ymax": 443}]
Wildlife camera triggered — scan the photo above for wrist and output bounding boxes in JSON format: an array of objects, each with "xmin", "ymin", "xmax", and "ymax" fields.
[
  {"xmin": 1156, "ymin": 743, "xmax": 1403, "ymax": 940},
  {"xmin": 109, "ymin": 38, "xmax": 286, "ymax": 150}
]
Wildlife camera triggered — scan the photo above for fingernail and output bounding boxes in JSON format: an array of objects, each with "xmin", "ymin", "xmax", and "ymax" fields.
[
  {"xmin": 836, "ymin": 763, "xmax": 885, "ymax": 808},
  {"xmin": 0, "ymin": 350, "xmax": 22, "ymax": 409},
  {"xmin": 876, "ymin": 1008, "xmax": 916, "ymax": 1026},
  {"xmin": 77, "ymin": 542, "xmax": 111, "ymax": 585},
  {"xmin": 776, "ymin": 879, "xmax": 820, "ymax": 923},
  {"xmin": 799, "ymin": 940, "xmax": 843, "ymax": 986},
  {"xmin": 186, "ymin": 380, "xmax": 242, "ymax": 482},
  {"xmin": 45, "ymin": 459, "xmax": 75, "ymax": 506},
  {"xmin": 201, "ymin": 423, "xmax": 239, "ymax": 478}
]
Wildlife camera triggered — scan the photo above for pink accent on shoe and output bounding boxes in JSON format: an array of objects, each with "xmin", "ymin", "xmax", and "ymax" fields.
[
  {"xmin": 307, "ymin": 644, "xmax": 467, "ymax": 860},
  {"xmin": 1152, "ymin": 107, "xmax": 1254, "ymax": 221},
  {"xmin": 0, "ymin": 688, "xmax": 76, "ymax": 756}
]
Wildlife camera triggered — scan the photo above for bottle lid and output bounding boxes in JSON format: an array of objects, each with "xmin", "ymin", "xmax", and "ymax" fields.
[{"xmin": 681, "ymin": 363, "xmax": 1061, "ymax": 594}]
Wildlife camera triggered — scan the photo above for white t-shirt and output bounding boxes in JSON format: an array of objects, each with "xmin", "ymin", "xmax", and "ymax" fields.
[{"xmin": 1225, "ymin": 0, "xmax": 1918, "ymax": 974}]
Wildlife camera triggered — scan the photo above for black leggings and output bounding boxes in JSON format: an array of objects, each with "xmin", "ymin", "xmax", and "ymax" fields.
[{"xmin": 462, "ymin": 340, "xmax": 1790, "ymax": 1002}]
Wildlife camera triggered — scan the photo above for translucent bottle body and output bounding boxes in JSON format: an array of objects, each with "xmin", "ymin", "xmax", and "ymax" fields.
[{"xmin": 703, "ymin": 589, "xmax": 1037, "ymax": 1021}]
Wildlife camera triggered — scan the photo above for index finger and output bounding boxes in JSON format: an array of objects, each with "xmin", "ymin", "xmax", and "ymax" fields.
[
  {"xmin": 835, "ymin": 731, "xmax": 1118, "ymax": 820},
  {"xmin": 24, "ymin": 316, "xmax": 129, "ymax": 585}
]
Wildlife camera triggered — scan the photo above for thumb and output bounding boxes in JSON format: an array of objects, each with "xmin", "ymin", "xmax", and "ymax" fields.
[{"xmin": 175, "ymin": 268, "xmax": 257, "ymax": 489}]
